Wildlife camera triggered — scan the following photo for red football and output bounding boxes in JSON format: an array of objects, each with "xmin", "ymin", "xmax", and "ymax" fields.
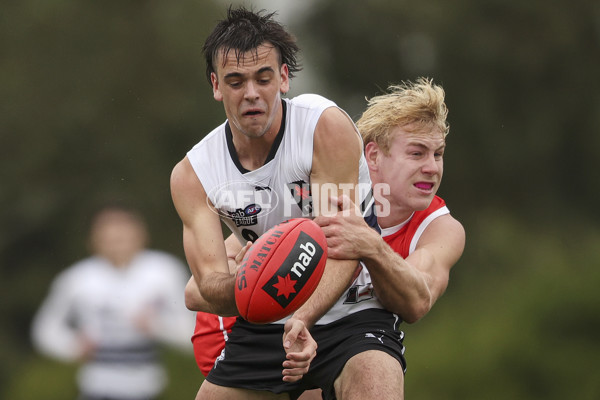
[{"xmin": 235, "ymin": 218, "xmax": 327, "ymax": 324}]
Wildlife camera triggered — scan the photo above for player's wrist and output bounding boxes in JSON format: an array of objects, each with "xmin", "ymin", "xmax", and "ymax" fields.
[
  {"xmin": 288, "ymin": 311, "xmax": 315, "ymax": 330},
  {"xmin": 359, "ymin": 227, "xmax": 385, "ymax": 263},
  {"xmin": 200, "ymin": 273, "xmax": 237, "ymax": 314}
]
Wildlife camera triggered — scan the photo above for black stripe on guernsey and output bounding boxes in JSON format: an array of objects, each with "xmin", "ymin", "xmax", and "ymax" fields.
[
  {"xmin": 361, "ymin": 189, "xmax": 381, "ymax": 234},
  {"xmin": 92, "ymin": 345, "xmax": 158, "ymax": 364},
  {"xmin": 225, "ymin": 100, "xmax": 287, "ymax": 174}
]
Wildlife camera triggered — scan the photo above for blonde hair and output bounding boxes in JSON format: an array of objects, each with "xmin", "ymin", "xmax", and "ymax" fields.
[{"xmin": 357, "ymin": 77, "xmax": 449, "ymax": 154}]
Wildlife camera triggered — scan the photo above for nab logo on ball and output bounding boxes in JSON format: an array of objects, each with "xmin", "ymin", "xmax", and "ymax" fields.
[
  {"xmin": 262, "ymin": 231, "xmax": 324, "ymax": 308},
  {"xmin": 234, "ymin": 218, "xmax": 327, "ymax": 324}
]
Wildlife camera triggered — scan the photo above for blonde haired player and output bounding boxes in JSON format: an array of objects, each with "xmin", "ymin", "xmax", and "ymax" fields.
[{"xmin": 315, "ymin": 78, "xmax": 465, "ymax": 397}]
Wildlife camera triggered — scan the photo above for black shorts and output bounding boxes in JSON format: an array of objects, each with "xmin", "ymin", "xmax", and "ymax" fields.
[{"xmin": 206, "ymin": 308, "xmax": 406, "ymax": 400}]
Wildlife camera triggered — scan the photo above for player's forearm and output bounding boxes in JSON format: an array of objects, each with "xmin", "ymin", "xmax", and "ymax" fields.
[
  {"xmin": 291, "ymin": 258, "xmax": 358, "ymax": 328},
  {"xmin": 186, "ymin": 236, "xmax": 244, "ymax": 313},
  {"xmin": 184, "ymin": 277, "xmax": 213, "ymax": 312},
  {"xmin": 362, "ymin": 240, "xmax": 432, "ymax": 323},
  {"xmin": 197, "ymin": 272, "xmax": 239, "ymax": 316}
]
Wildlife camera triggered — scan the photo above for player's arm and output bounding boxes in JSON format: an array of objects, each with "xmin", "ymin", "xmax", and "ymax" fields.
[
  {"xmin": 365, "ymin": 214, "xmax": 464, "ymax": 322},
  {"xmin": 318, "ymin": 199, "xmax": 465, "ymax": 323},
  {"xmin": 289, "ymin": 107, "xmax": 363, "ymax": 328},
  {"xmin": 170, "ymin": 157, "xmax": 238, "ymax": 316},
  {"xmin": 184, "ymin": 234, "xmax": 250, "ymax": 312},
  {"xmin": 31, "ymin": 273, "xmax": 96, "ymax": 361},
  {"xmin": 397, "ymin": 215, "xmax": 465, "ymax": 320},
  {"xmin": 281, "ymin": 107, "xmax": 363, "ymax": 381}
]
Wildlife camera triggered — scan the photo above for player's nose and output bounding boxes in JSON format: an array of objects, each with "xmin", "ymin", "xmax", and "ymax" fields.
[
  {"xmin": 422, "ymin": 154, "xmax": 440, "ymax": 174},
  {"xmin": 244, "ymin": 81, "xmax": 259, "ymax": 100}
]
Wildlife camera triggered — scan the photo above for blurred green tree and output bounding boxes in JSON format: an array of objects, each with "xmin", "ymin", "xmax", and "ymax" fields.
[
  {"xmin": 304, "ymin": 0, "xmax": 600, "ymax": 226},
  {"xmin": 1, "ymin": 0, "xmax": 221, "ymax": 396}
]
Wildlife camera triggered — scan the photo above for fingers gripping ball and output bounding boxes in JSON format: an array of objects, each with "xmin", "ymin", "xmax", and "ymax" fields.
[{"xmin": 235, "ymin": 218, "xmax": 327, "ymax": 324}]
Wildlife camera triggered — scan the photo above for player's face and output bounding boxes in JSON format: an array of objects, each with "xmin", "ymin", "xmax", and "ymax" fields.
[
  {"xmin": 90, "ymin": 212, "xmax": 147, "ymax": 267},
  {"xmin": 371, "ymin": 125, "xmax": 445, "ymax": 219},
  {"xmin": 211, "ymin": 44, "xmax": 290, "ymax": 139}
]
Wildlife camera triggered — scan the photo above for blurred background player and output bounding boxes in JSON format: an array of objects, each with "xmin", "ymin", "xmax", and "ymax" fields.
[{"xmin": 31, "ymin": 203, "xmax": 195, "ymax": 400}]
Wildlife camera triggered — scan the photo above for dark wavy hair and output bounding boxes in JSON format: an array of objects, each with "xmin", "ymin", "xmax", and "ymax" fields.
[{"xmin": 202, "ymin": 6, "xmax": 302, "ymax": 85}]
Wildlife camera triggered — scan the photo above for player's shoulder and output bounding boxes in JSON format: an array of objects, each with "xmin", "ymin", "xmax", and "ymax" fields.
[
  {"xmin": 421, "ymin": 211, "xmax": 465, "ymax": 248},
  {"xmin": 179, "ymin": 121, "xmax": 228, "ymax": 188},
  {"xmin": 420, "ymin": 196, "xmax": 461, "ymax": 230},
  {"xmin": 430, "ymin": 211, "xmax": 463, "ymax": 230},
  {"xmin": 170, "ymin": 154, "xmax": 209, "ymax": 203},
  {"xmin": 312, "ymin": 102, "xmax": 361, "ymax": 155},
  {"xmin": 287, "ymin": 93, "xmax": 336, "ymax": 110}
]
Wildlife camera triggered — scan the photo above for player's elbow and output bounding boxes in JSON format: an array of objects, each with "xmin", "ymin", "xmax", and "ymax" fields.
[
  {"xmin": 404, "ymin": 276, "xmax": 451, "ymax": 323},
  {"xmin": 398, "ymin": 288, "xmax": 433, "ymax": 324},
  {"xmin": 377, "ymin": 294, "xmax": 428, "ymax": 324},
  {"xmin": 184, "ymin": 280, "xmax": 203, "ymax": 311},
  {"xmin": 184, "ymin": 292, "xmax": 198, "ymax": 311},
  {"xmin": 402, "ymin": 298, "xmax": 432, "ymax": 324}
]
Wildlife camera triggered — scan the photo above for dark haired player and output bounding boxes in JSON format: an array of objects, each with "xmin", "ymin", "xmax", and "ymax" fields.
[{"xmin": 171, "ymin": 6, "xmax": 410, "ymax": 400}]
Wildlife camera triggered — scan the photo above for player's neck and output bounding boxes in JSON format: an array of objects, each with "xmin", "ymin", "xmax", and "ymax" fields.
[
  {"xmin": 376, "ymin": 200, "xmax": 414, "ymax": 229},
  {"xmin": 233, "ymin": 130, "xmax": 279, "ymax": 170},
  {"xmin": 230, "ymin": 107, "xmax": 284, "ymax": 171}
]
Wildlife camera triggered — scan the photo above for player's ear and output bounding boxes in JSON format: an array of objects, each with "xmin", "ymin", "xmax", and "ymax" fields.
[
  {"xmin": 279, "ymin": 64, "xmax": 290, "ymax": 94},
  {"xmin": 211, "ymin": 72, "xmax": 223, "ymax": 101},
  {"xmin": 364, "ymin": 141, "xmax": 380, "ymax": 171}
]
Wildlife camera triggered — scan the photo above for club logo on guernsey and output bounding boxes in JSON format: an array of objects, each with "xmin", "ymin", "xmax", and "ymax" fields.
[
  {"xmin": 227, "ymin": 204, "xmax": 261, "ymax": 227},
  {"xmin": 262, "ymin": 231, "xmax": 324, "ymax": 308},
  {"xmin": 207, "ymin": 180, "xmax": 280, "ymax": 224},
  {"xmin": 287, "ymin": 180, "xmax": 312, "ymax": 217}
]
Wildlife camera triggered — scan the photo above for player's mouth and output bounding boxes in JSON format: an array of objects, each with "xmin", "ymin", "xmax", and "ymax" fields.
[
  {"xmin": 414, "ymin": 182, "xmax": 435, "ymax": 191},
  {"xmin": 243, "ymin": 109, "xmax": 264, "ymax": 117}
]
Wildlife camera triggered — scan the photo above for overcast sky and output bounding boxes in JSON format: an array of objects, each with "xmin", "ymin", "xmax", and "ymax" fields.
[{"xmin": 216, "ymin": 0, "xmax": 318, "ymax": 24}]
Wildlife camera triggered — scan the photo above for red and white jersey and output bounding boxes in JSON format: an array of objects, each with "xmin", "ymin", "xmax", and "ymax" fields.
[
  {"xmin": 381, "ymin": 196, "xmax": 449, "ymax": 258},
  {"xmin": 337, "ymin": 196, "xmax": 449, "ymax": 311}
]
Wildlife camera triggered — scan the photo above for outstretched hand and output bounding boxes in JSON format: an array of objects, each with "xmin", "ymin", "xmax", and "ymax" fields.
[{"xmin": 281, "ymin": 317, "xmax": 317, "ymax": 382}]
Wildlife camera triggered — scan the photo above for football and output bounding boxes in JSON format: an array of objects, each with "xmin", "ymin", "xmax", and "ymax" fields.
[{"xmin": 235, "ymin": 218, "xmax": 327, "ymax": 324}]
